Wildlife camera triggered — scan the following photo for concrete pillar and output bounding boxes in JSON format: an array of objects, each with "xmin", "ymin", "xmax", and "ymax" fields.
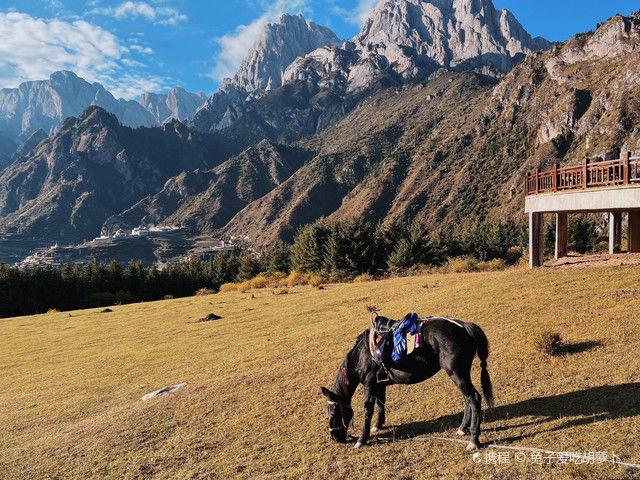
[
  {"xmin": 529, "ymin": 212, "xmax": 544, "ymax": 268},
  {"xmin": 609, "ymin": 212, "xmax": 622, "ymax": 254},
  {"xmin": 555, "ymin": 213, "xmax": 568, "ymax": 259},
  {"xmin": 629, "ymin": 211, "xmax": 640, "ymax": 253}
]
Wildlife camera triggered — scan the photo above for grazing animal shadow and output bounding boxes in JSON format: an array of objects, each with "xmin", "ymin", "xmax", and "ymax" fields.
[{"xmin": 389, "ymin": 382, "xmax": 640, "ymax": 444}]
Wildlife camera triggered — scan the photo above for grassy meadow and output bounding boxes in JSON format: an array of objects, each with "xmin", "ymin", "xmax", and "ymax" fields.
[{"xmin": 1, "ymin": 265, "xmax": 640, "ymax": 479}]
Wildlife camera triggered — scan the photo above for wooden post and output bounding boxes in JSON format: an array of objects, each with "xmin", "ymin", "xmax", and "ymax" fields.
[
  {"xmin": 526, "ymin": 172, "xmax": 530, "ymax": 196},
  {"xmin": 529, "ymin": 212, "xmax": 544, "ymax": 268},
  {"xmin": 629, "ymin": 211, "xmax": 640, "ymax": 253},
  {"xmin": 534, "ymin": 168, "xmax": 539, "ymax": 194},
  {"xmin": 623, "ymin": 151, "xmax": 630, "ymax": 185},
  {"xmin": 582, "ymin": 158, "xmax": 589, "ymax": 189},
  {"xmin": 553, "ymin": 163, "xmax": 559, "ymax": 192},
  {"xmin": 555, "ymin": 213, "xmax": 568, "ymax": 259},
  {"xmin": 609, "ymin": 212, "xmax": 622, "ymax": 254}
]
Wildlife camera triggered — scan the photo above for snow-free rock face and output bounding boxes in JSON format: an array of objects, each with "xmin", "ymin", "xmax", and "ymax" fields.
[
  {"xmin": 0, "ymin": 71, "xmax": 157, "ymax": 143},
  {"xmin": 286, "ymin": 0, "xmax": 551, "ymax": 92},
  {"xmin": 193, "ymin": 0, "xmax": 550, "ymax": 139},
  {"xmin": 190, "ymin": 14, "xmax": 341, "ymax": 136},
  {"xmin": 229, "ymin": 13, "xmax": 341, "ymax": 92},
  {"xmin": 139, "ymin": 87, "xmax": 207, "ymax": 124}
]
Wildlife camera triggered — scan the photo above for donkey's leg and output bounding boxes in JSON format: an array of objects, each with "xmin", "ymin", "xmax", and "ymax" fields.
[
  {"xmin": 354, "ymin": 386, "xmax": 376, "ymax": 448},
  {"xmin": 371, "ymin": 385, "xmax": 386, "ymax": 432},
  {"xmin": 446, "ymin": 370, "xmax": 482, "ymax": 451}
]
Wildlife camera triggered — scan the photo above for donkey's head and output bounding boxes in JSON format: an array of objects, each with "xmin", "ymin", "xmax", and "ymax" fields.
[{"xmin": 321, "ymin": 387, "xmax": 353, "ymax": 443}]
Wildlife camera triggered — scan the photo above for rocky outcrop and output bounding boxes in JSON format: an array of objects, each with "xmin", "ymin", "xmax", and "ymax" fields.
[
  {"xmin": 192, "ymin": 0, "xmax": 549, "ymax": 140},
  {"xmin": 139, "ymin": 87, "xmax": 207, "ymax": 124},
  {"xmin": 286, "ymin": 0, "xmax": 551, "ymax": 94},
  {"xmin": 189, "ymin": 14, "xmax": 340, "ymax": 136},
  {"xmin": 230, "ymin": 13, "xmax": 340, "ymax": 92}
]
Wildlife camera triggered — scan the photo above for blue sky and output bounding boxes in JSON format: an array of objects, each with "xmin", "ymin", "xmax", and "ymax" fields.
[{"xmin": 0, "ymin": 0, "xmax": 637, "ymax": 99}]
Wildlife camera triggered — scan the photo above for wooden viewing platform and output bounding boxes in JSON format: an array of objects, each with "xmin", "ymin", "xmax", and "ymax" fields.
[
  {"xmin": 525, "ymin": 152, "xmax": 640, "ymax": 268},
  {"xmin": 526, "ymin": 152, "xmax": 640, "ymax": 195}
]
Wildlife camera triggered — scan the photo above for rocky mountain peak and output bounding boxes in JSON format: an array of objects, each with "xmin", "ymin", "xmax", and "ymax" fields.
[
  {"xmin": 355, "ymin": 0, "xmax": 550, "ymax": 76},
  {"xmin": 229, "ymin": 13, "xmax": 340, "ymax": 92}
]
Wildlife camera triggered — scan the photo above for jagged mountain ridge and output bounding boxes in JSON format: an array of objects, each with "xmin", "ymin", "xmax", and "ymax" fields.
[
  {"xmin": 218, "ymin": 12, "xmax": 640, "ymax": 245},
  {"xmin": 139, "ymin": 87, "xmax": 208, "ymax": 124},
  {"xmin": 0, "ymin": 71, "xmax": 208, "ymax": 149},
  {"xmin": 190, "ymin": 0, "xmax": 549, "ymax": 141},
  {"xmin": 130, "ymin": 11, "xmax": 640, "ymax": 247},
  {"xmin": 103, "ymin": 140, "xmax": 313, "ymax": 235},
  {"xmin": 2, "ymin": 8, "xmax": 639, "ymax": 250},
  {"xmin": 0, "ymin": 106, "xmax": 239, "ymax": 241},
  {"xmin": 229, "ymin": 13, "xmax": 341, "ymax": 93},
  {"xmin": 285, "ymin": 0, "xmax": 551, "ymax": 92}
]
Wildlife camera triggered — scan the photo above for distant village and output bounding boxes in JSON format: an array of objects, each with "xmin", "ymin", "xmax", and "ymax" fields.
[{"xmin": 18, "ymin": 224, "xmax": 240, "ymax": 268}]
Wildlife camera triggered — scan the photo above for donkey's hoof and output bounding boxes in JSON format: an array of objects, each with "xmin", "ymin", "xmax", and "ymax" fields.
[
  {"xmin": 370, "ymin": 426, "xmax": 379, "ymax": 434},
  {"xmin": 456, "ymin": 428, "xmax": 469, "ymax": 436},
  {"xmin": 466, "ymin": 442, "xmax": 480, "ymax": 452},
  {"xmin": 353, "ymin": 441, "xmax": 363, "ymax": 449}
]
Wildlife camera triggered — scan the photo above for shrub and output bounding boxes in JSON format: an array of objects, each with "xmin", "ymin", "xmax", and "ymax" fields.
[
  {"xmin": 272, "ymin": 288, "xmax": 288, "ymax": 295},
  {"xmin": 46, "ymin": 308, "xmax": 59, "ymax": 314},
  {"xmin": 533, "ymin": 331, "xmax": 564, "ymax": 356},
  {"xmin": 163, "ymin": 294, "xmax": 174, "ymax": 300},
  {"xmin": 285, "ymin": 271, "xmax": 307, "ymax": 287},
  {"xmin": 196, "ymin": 288, "xmax": 216, "ymax": 296},
  {"xmin": 308, "ymin": 273, "xmax": 325, "ymax": 287},
  {"xmin": 353, "ymin": 273, "xmax": 374, "ymax": 282},
  {"xmin": 505, "ymin": 246, "xmax": 524, "ymax": 265},
  {"xmin": 477, "ymin": 258, "xmax": 507, "ymax": 272},
  {"xmin": 443, "ymin": 256, "xmax": 479, "ymax": 273},
  {"xmin": 249, "ymin": 274, "xmax": 271, "ymax": 289},
  {"xmin": 594, "ymin": 241, "xmax": 609, "ymax": 254},
  {"xmin": 219, "ymin": 283, "xmax": 237, "ymax": 293}
]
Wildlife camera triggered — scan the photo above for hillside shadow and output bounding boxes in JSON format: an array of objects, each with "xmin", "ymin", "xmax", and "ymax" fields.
[{"xmin": 385, "ymin": 382, "xmax": 640, "ymax": 444}]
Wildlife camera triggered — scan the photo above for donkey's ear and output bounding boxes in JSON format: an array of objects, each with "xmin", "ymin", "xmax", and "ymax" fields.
[{"xmin": 321, "ymin": 387, "xmax": 341, "ymax": 403}]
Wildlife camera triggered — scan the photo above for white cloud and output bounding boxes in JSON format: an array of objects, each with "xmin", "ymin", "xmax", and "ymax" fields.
[
  {"xmin": 208, "ymin": 0, "xmax": 311, "ymax": 82},
  {"xmin": 130, "ymin": 44, "xmax": 154, "ymax": 55},
  {"xmin": 0, "ymin": 12, "xmax": 169, "ymax": 99},
  {"xmin": 0, "ymin": 12, "xmax": 121, "ymax": 87},
  {"xmin": 334, "ymin": 0, "xmax": 377, "ymax": 27},
  {"xmin": 91, "ymin": 1, "xmax": 187, "ymax": 25},
  {"xmin": 109, "ymin": 73, "xmax": 168, "ymax": 99}
]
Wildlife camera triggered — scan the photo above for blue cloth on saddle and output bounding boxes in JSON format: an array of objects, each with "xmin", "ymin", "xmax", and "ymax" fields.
[{"xmin": 392, "ymin": 313, "xmax": 420, "ymax": 362}]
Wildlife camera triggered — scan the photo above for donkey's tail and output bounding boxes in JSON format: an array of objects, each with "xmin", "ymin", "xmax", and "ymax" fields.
[{"xmin": 462, "ymin": 322, "xmax": 494, "ymax": 408}]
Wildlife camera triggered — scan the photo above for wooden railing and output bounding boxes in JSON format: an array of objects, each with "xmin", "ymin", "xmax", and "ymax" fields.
[{"xmin": 526, "ymin": 152, "xmax": 640, "ymax": 195}]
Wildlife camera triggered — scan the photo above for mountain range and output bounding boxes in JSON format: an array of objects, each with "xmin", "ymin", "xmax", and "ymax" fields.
[
  {"xmin": 0, "ymin": 0, "xmax": 639, "ymax": 258},
  {"xmin": 0, "ymin": 71, "xmax": 208, "ymax": 157}
]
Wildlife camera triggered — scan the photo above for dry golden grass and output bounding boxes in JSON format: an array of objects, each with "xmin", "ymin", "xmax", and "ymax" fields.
[{"xmin": 2, "ymin": 266, "xmax": 640, "ymax": 479}]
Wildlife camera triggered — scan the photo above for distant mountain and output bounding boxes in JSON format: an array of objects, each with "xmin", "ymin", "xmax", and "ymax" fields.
[
  {"xmin": 103, "ymin": 140, "xmax": 313, "ymax": 235},
  {"xmin": 217, "ymin": 12, "xmax": 640, "ymax": 245},
  {"xmin": 190, "ymin": 1, "xmax": 550, "ymax": 142},
  {"xmin": 0, "ymin": 71, "xmax": 208, "ymax": 150},
  {"xmin": 286, "ymin": 0, "xmax": 550, "ymax": 92},
  {"xmin": 189, "ymin": 13, "xmax": 341, "ymax": 134},
  {"xmin": 230, "ymin": 13, "xmax": 341, "ymax": 92},
  {"xmin": 2, "ymin": 6, "xmax": 639, "ymax": 254},
  {"xmin": 0, "ymin": 106, "xmax": 238, "ymax": 241},
  {"xmin": 139, "ymin": 87, "xmax": 208, "ymax": 124},
  {"xmin": 0, "ymin": 71, "xmax": 156, "ymax": 143}
]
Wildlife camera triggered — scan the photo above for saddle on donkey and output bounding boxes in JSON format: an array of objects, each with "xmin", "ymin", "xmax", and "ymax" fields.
[{"xmin": 369, "ymin": 311, "xmax": 424, "ymax": 381}]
